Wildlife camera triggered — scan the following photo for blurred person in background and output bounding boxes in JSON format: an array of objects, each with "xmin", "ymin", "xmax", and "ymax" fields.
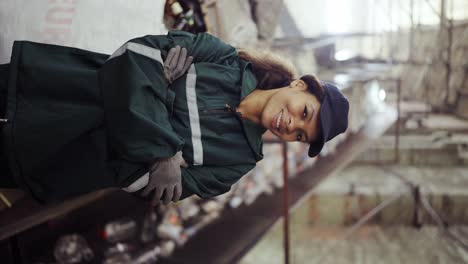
[{"xmin": 0, "ymin": 30, "xmax": 348, "ymax": 205}]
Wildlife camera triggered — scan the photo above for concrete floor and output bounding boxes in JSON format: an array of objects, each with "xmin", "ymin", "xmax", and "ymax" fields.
[
  {"xmin": 239, "ymin": 164, "xmax": 468, "ymax": 263},
  {"xmin": 240, "ymin": 225, "xmax": 468, "ymax": 264},
  {"xmin": 298, "ymin": 164, "xmax": 468, "ymax": 226}
]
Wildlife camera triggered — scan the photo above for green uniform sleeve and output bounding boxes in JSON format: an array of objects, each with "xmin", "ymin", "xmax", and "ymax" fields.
[
  {"xmin": 100, "ymin": 30, "xmax": 238, "ymax": 164},
  {"xmin": 135, "ymin": 30, "xmax": 238, "ymax": 64},
  {"xmin": 100, "ymin": 38, "xmax": 183, "ymax": 164},
  {"xmin": 180, "ymin": 164, "xmax": 256, "ymax": 199},
  {"xmin": 100, "ymin": 30, "xmax": 244, "ymax": 188}
]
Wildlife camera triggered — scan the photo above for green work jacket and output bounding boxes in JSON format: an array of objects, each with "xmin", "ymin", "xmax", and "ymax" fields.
[{"xmin": 3, "ymin": 31, "xmax": 265, "ymax": 202}]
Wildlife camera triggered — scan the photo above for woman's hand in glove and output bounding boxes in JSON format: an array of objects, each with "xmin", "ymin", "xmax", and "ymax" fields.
[
  {"xmin": 163, "ymin": 46, "xmax": 193, "ymax": 84},
  {"xmin": 141, "ymin": 151, "xmax": 188, "ymax": 206}
]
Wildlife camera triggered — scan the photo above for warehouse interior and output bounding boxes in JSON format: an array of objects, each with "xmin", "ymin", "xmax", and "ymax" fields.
[{"xmin": 1, "ymin": 0, "xmax": 468, "ymax": 263}]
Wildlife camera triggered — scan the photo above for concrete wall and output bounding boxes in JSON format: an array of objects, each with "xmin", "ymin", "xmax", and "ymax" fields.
[
  {"xmin": 0, "ymin": 0, "xmax": 167, "ymax": 63},
  {"xmin": 335, "ymin": 22, "xmax": 468, "ymax": 118}
]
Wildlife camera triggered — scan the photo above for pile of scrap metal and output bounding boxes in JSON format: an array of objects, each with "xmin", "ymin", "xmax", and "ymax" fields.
[{"xmin": 164, "ymin": 0, "xmax": 284, "ymax": 48}]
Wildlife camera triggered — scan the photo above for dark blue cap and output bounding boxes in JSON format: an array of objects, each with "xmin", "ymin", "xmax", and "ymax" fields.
[{"xmin": 308, "ymin": 82, "xmax": 349, "ymax": 157}]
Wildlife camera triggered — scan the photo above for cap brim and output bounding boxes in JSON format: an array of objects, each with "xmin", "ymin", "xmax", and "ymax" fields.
[{"xmin": 308, "ymin": 96, "xmax": 331, "ymax": 157}]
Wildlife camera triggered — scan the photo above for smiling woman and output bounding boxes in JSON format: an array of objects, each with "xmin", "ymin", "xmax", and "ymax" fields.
[
  {"xmin": 0, "ymin": 30, "xmax": 349, "ymax": 204},
  {"xmin": 237, "ymin": 49, "xmax": 348, "ymax": 157},
  {"xmin": 238, "ymin": 78, "xmax": 323, "ymax": 143}
]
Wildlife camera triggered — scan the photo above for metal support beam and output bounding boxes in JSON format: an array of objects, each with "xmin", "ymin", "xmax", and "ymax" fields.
[
  {"xmin": 282, "ymin": 142, "xmax": 290, "ymax": 264},
  {"xmin": 445, "ymin": 18, "xmax": 453, "ymax": 105},
  {"xmin": 409, "ymin": 0, "xmax": 415, "ymax": 60},
  {"xmin": 395, "ymin": 79, "xmax": 401, "ymax": 163}
]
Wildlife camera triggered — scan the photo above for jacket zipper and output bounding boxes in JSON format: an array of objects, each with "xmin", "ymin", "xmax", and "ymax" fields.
[{"xmin": 199, "ymin": 104, "xmax": 242, "ymax": 116}]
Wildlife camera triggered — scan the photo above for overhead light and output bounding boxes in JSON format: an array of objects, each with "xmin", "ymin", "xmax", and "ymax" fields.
[
  {"xmin": 334, "ymin": 74, "xmax": 350, "ymax": 85},
  {"xmin": 334, "ymin": 49, "xmax": 356, "ymax": 61},
  {"xmin": 378, "ymin": 88, "xmax": 386, "ymax": 101}
]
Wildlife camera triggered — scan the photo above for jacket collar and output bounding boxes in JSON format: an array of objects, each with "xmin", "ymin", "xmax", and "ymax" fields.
[{"xmin": 238, "ymin": 59, "xmax": 266, "ymax": 161}]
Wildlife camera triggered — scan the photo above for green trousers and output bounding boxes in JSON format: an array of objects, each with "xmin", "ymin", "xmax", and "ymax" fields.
[{"xmin": 0, "ymin": 63, "xmax": 17, "ymax": 188}]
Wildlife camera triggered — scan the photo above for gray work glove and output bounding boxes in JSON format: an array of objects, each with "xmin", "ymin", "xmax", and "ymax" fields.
[
  {"xmin": 141, "ymin": 151, "xmax": 188, "ymax": 206},
  {"xmin": 163, "ymin": 46, "xmax": 193, "ymax": 84}
]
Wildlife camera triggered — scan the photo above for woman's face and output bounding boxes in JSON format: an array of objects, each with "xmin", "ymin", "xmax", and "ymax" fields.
[{"xmin": 261, "ymin": 80, "xmax": 321, "ymax": 143}]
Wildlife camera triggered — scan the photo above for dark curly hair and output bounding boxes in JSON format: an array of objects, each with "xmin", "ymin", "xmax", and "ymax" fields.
[{"xmin": 238, "ymin": 49, "xmax": 325, "ymax": 103}]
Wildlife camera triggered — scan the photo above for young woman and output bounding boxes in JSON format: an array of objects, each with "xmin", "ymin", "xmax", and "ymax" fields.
[{"xmin": 0, "ymin": 30, "xmax": 349, "ymax": 205}]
